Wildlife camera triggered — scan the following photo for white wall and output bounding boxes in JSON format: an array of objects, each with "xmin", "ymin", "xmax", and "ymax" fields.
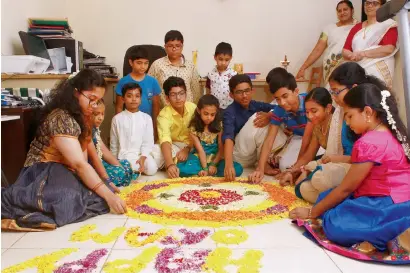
[
  {"xmin": 2, "ymin": 0, "xmax": 362, "ymax": 78},
  {"xmin": 1, "ymin": 0, "xmax": 69, "ymax": 55},
  {"xmin": 4, "ymin": 0, "xmax": 407, "ymax": 123}
]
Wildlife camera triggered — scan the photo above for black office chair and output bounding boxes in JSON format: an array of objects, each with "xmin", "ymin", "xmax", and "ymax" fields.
[{"xmin": 123, "ymin": 45, "xmax": 167, "ymax": 76}]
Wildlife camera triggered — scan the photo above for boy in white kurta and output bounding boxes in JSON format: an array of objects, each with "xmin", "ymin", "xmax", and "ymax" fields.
[{"xmin": 110, "ymin": 82, "xmax": 158, "ymax": 175}]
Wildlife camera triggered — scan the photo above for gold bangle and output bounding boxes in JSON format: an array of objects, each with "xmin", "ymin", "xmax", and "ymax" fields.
[
  {"xmin": 308, "ymin": 208, "xmax": 312, "ymax": 219},
  {"xmin": 92, "ymin": 181, "xmax": 104, "ymax": 192}
]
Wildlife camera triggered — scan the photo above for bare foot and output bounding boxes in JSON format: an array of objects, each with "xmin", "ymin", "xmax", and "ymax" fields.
[
  {"xmin": 264, "ymin": 161, "xmax": 281, "ymax": 176},
  {"xmin": 354, "ymin": 241, "xmax": 377, "ymax": 254},
  {"xmin": 398, "ymin": 228, "xmax": 410, "ymax": 252},
  {"xmin": 279, "ymin": 172, "xmax": 294, "ymax": 186}
]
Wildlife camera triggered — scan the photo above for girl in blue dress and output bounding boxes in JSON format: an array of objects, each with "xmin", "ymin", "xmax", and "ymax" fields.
[{"xmin": 177, "ymin": 94, "xmax": 243, "ymax": 177}]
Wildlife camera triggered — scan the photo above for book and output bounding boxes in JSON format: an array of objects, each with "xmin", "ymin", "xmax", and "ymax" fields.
[
  {"xmin": 28, "ymin": 18, "xmax": 69, "ymax": 27},
  {"xmin": 28, "ymin": 29, "xmax": 70, "ymax": 35},
  {"xmin": 28, "ymin": 18, "xmax": 73, "ymax": 33},
  {"xmin": 29, "ymin": 24, "xmax": 66, "ymax": 30},
  {"xmin": 83, "ymin": 58, "xmax": 106, "ymax": 65}
]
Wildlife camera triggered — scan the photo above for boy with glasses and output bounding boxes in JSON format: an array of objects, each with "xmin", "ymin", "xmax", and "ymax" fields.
[
  {"xmin": 152, "ymin": 76, "xmax": 196, "ymax": 178},
  {"xmin": 223, "ymin": 74, "xmax": 287, "ymax": 181},
  {"xmin": 148, "ymin": 30, "xmax": 201, "ymax": 106}
]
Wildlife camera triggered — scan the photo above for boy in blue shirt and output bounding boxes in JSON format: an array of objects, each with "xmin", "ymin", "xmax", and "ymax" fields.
[
  {"xmin": 115, "ymin": 47, "xmax": 161, "ymax": 141},
  {"xmin": 248, "ymin": 67, "xmax": 313, "ymax": 183},
  {"xmin": 223, "ymin": 74, "xmax": 287, "ymax": 181}
]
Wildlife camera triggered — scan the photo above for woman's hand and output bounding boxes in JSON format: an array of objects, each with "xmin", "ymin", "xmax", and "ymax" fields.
[
  {"xmin": 208, "ymin": 165, "xmax": 217, "ymax": 176},
  {"xmin": 198, "ymin": 170, "xmax": 208, "ymax": 177},
  {"xmin": 351, "ymin": 51, "xmax": 364, "ymax": 62},
  {"xmin": 105, "ymin": 193, "xmax": 127, "ymax": 214},
  {"xmin": 344, "ymin": 51, "xmax": 353, "ymax": 60},
  {"xmin": 289, "ymin": 207, "xmax": 311, "ymax": 220},
  {"xmin": 296, "ymin": 68, "xmax": 306, "ymax": 80}
]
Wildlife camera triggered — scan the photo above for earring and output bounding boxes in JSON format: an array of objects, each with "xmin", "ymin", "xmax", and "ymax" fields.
[{"xmin": 367, "ymin": 117, "xmax": 371, "ymax": 123}]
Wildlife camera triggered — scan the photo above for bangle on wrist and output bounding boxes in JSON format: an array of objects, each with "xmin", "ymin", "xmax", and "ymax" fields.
[
  {"xmin": 92, "ymin": 181, "xmax": 104, "ymax": 192},
  {"xmin": 209, "ymin": 162, "xmax": 218, "ymax": 167},
  {"xmin": 308, "ymin": 208, "xmax": 313, "ymax": 218},
  {"xmin": 201, "ymin": 166, "xmax": 209, "ymax": 171}
]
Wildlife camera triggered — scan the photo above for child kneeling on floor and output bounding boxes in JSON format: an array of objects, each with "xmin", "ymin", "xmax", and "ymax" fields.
[{"xmin": 177, "ymin": 94, "xmax": 243, "ymax": 177}]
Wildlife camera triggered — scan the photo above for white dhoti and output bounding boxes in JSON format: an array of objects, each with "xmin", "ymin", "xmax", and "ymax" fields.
[
  {"xmin": 232, "ymin": 113, "xmax": 288, "ymax": 168},
  {"xmin": 152, "ymin": 142, "xmax": 188, "ymax": 169}
]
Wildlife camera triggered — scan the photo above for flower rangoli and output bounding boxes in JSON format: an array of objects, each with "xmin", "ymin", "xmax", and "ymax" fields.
[{"xmin": 120, "ymin": 177, "xmax": 309, "ymax": 227}]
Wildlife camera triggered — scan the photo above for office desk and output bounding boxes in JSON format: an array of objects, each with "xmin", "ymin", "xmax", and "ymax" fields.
[
  {"xmin": 1, "ymin": 74, "xmax": 119, "ymax": 144},
  {"xmin": 1, "ymin": 115, "xmax": 20, "ymax": 122}
]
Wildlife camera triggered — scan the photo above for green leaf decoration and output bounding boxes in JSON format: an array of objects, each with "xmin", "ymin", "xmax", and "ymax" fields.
[
  {"xmin": 158, "ymin": 193, "xmax": 174, "ymax": 200},
  {"xmin": 201, "ymin": 205, "xmax": 219, "ymax": 210},
  {"xmin": 244, "ymin": 191, "xmax": 260, "ymax": 196}
]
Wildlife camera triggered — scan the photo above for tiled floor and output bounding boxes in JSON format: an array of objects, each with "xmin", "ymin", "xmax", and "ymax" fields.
[{"xmin": 1, "ymin": 169, "xmax": 409, "ymax": 272}]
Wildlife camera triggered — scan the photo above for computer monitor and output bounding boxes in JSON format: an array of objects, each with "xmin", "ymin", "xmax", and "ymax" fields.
[{"xmin": 18, "ymin": 31, "xmax": 54, "ymax": 70}]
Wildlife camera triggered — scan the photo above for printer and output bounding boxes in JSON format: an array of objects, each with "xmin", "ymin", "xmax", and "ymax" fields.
[{"xmin": 1, "ymin": 55, "xmax": 50, "ymax": 74}]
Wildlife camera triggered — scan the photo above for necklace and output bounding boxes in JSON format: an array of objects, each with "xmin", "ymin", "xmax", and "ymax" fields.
[
  {"xmin": 320, "ymin": 115, "xmax": 332, "ymax": 136},
  {"xmin": 371, "ymin": 122, "xmax": 382, "ymax": 131}
]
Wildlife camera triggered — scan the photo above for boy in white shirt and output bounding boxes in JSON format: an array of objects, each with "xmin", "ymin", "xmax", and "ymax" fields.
[
  {"xmin": 206, "ymin": 42, "xmax": 237, "ymax": 109},
  {"xmin": 110, "ymin": 82, "xmax": 158, "ymax": 176}
]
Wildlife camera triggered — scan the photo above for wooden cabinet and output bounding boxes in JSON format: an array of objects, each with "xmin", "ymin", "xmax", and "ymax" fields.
[{"xmin": 1, "ymin": 106, "xmax": 40, "ymax": 184}]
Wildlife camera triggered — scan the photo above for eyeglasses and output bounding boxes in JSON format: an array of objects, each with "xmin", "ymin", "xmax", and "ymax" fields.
[
  {"xmin": 168, "ymin": 90, "xmax": 186, "ymax": 99},
  {"xmin": 329, "ymin": 87, "xmax": 348, "ymax": 96},
  {"xmin": 234, "ymin": 88, "xmax": 252, "ymax": 96},
  {"xmin": 364, "ymin": 1, "xmax": 381, "ymax": 7},
  {"xmin": 79, "ymin": 91, "xmax": 100, "ymax": 108},
  {"xmin": 166, "ymin": 44, "xmax": 183, "ymax": 50}
]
